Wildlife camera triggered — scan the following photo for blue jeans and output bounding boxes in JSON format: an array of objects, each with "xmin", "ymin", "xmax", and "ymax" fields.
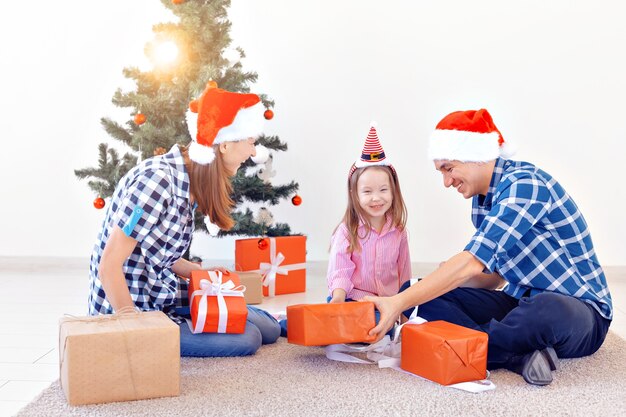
[
  {"xmin": 399, "ymin": 281, "xmax": 611, "ymax": 371},
  {"xmin": 176, "ymin": 305, "xmax": 280, "ymax": 357}
]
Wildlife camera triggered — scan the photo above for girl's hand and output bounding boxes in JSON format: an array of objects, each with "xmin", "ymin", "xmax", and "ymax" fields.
[
  {"xmin": 363, "ymin": 295, "xmax": 402, "ymax": 342},
  {"xmin": 329, "ymin": 288, "xmax": 347, "ymax": 304},
  {"xmin": 329, "ymin": 296, "xmax": 345, "ymax": 304}
]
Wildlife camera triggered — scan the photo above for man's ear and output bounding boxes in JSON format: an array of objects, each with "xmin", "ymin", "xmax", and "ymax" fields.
[{"xmin": 218, "ymin": 142, "xmax": 228, "ymax": 154}]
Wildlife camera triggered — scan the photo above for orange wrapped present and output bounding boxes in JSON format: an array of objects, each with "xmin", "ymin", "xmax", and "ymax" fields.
[
  {"xmin": 287, "ymin": 302, "xmax": 376, "ymax": 346},
  {"xmin": 235, "ymin": 236, "xmax": 306, "ymax": 297},
  {"xmin": 188, "ymin": 270, "xmax": 247, "ymax": 334},
  {"xmin": 401, "ymin": 321, "xmax": 488, "ymax": 385}
]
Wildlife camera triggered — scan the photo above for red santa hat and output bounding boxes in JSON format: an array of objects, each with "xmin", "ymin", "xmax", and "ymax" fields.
[
  {"xmin": 349, "ymin": 122, "xmax": 394, "ymax": 178},
  {"xmin": 428, "ymin": 109, "xmax": 515, "ymax": 162},
  {"xmin": 188, "ymin": 83, "xmax": 266, "ymax": 165}
]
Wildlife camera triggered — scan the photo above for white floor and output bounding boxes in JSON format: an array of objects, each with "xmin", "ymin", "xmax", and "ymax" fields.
[{"xmin": 0, "ymin": 257, "xmax": 624, "ymax": 417}]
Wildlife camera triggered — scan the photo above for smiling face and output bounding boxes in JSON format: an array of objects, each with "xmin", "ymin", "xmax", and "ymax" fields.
[
  {"xmin": 434, "ymin": 160, "xmax": 495, "ymax": 199},
  {"xmin": 219, "ymin": 137, "xmax": 257, "ymax": 175},
  {"xmin": 356, "ymin": 167, "xmax": 393, "ymax": 227}
]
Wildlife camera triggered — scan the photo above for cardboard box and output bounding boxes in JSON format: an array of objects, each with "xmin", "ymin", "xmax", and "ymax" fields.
[
  {"xmin": 401, "ymin": 321, "xmax": 488, "ymax": 385},
  {"xmin": 237, "ymin": 271, "xmax": 263, "ymax": 305},
  {"xmin": 235, "ymin": 236, "xmax": 306, "ymax": 296},
  {"xmin": 59, "ymin": 311, "xmax": 180, "ymax": 405},
  {"xmin": 189, "ymin": 270, "xmax": 247, "ymax": 334},
  {"xmin": 287, "ymin": 302, "xmax": 376, "ymax": 346}
]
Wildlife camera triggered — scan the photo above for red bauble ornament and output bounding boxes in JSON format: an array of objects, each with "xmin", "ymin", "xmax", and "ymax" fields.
[
  {"xmin": 257, "ymin": 238, "xmax": 269, "ymax": 250},
  {"xmin": 264, "ymin": 109, "xmax": 274, "ymax": 120},
  {"xmin": 134, "ymin": 113, "xmax": 146, "ymax": 125},
  {"xmin": 93, "ymin": 197, "xmax": 105, "ymax": 209},
  {"xmin": 291, "ymin": 195, "xmax": 302, "ymax": 206},
  {"xmin": 207, "ymin": 80, "xmax": 218, "ymax": 89}
]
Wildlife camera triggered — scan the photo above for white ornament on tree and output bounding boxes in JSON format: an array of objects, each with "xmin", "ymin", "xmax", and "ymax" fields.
[
  {"xmin": 251, "ymin": 145, "xmax": 270, "ymax": 164},
  {"xmin": 257, "ymin": 154, "xmax": 276, "ymax": 184},
  {"xmin": 254, "ymin": 207, "xmax": 274, "ymax": 227}
]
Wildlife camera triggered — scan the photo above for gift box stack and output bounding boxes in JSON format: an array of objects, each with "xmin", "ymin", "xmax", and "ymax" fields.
[
  {"xmin": 400, "ymin": 320, "xmax": 488, "ymax": 385},
  {"xmin": 235, "ymin": 236, "xmax": 306, "ymax": 297},
  {"xmin": 188, "ymin": 270, "xmax": 248, "ymax": 334},
  {"xmin": 287, "ymin": 302, "xmax": 376, "ymax": 346},
  {"xmin": 59, "ymin": 310, "xmax": 180, "ymax": 405}
]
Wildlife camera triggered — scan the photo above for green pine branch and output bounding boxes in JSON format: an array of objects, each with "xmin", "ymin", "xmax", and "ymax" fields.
[
  {"xmin": 213, "ymin": 208, "xmax": 293, "ymax": 237},
  {"xmin": 74, "ymin": 143, "xmax": 137, "ymax": 198}
]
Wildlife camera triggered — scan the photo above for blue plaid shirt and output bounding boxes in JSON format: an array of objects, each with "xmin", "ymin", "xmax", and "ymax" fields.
[
  {"xmin": 465, "ymin": 158, "xmax": 612, "ymax": 320},
  {"xmin": 88, "ymin": 145, "xmax": 194, "ymax": 319}
]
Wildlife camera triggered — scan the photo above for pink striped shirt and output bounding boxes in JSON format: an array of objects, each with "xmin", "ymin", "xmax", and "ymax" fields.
[{"xmin": 327, "ymin": 216, "xmax": 412, "ymax": 300}]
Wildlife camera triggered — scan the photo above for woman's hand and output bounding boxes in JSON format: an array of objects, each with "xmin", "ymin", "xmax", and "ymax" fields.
[
  {"xmin": 363, "ymin": 294, "xmax": 403, "ymax": 342},
  {"xmin": 207, "ymin": 266, "xmax": 230, "ymax": 275}
]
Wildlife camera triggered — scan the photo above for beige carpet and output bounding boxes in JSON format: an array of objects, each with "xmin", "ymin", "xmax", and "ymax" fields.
[{"xmin": 17, "ymin": 332, "xmax": 626, "ymax": 417}]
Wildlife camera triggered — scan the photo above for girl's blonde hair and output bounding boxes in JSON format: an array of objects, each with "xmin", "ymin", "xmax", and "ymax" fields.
[
  {"xmin": 341, "ymin": 165, "xmax": 407, "ymax": 252},
  {"xmin": 180, "ymin": 144, "xmax": 235, "ymax": 230}
]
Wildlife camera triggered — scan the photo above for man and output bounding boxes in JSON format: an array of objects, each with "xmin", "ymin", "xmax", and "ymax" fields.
[{"xmin": 365, "ymin": 109, "xmax": 612, "ymax": 385}]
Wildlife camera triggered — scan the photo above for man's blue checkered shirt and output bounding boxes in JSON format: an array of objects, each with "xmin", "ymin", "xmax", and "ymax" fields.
[
  {"xmin": 465, "ymin": 158, "xmax": 612, "ymax": 319},
  {"xmin": 88, "ymin": 145, "xmax": 194, "ymax": 318}
]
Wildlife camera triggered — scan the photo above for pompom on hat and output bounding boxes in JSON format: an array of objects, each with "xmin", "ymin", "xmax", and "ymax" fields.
[
  {"xmin": 349, "ymin": 122, "xmax": 394, "ymax": 178},
  {"xmin": 428, "ymin": 109, "xmax": 515, "ymax": 162},
  {"xmin": 188, "ymin": 82, "xmax": 267, "ymax": 165}
]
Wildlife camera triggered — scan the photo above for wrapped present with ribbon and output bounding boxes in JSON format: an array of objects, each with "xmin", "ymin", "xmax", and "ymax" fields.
[
  {"xmin": 188, "ymin": 270, "xmax": 248, "ymax": 334},
  {"xmin": 235, "ymin": 235, "xmax": 306, "ymax": 297},
  {"xmin": 287, "ymin": 301, "xmax": 376, "ymax": 346},
  {"xmin": 59, "ymin": 309, "xmax": 180, "ymax": 405},
  {"xmin": 401, "ymin": 320, "xmax": 488, "ymax": 386}
]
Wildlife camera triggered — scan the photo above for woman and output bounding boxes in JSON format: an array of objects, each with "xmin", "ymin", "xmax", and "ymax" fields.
[{"xmin": 88, "ymin": 84, "xmax": 280, "ymax": 357}]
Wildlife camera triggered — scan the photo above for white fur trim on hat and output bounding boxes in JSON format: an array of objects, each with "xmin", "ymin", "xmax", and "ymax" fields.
[
  {"xmin": 188, "ymin": 140, "xmax": 216, "ymax": 165},
  {"xmin": 186, "ymin": 109, "xmax": 198, "ymax": 142},
  {"xmin": 213, "ymin": 101, "xmax": 265, "ymax": 144},
  {"xmin": 499, "ymin": 140, "xmax": 516, "ymax": 159},
  {"xmin": 354, "ymin": 158, "xmax": 392, "ymax": 169},
  {"xmin": 428, "ymin": 130, "xmax": 502, "ymax": 162}
]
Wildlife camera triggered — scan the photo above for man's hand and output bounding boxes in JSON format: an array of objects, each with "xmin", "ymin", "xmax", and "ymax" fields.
[{"xmin": 363, "ymin": 295, "xmax": 403, "ymax": 342}]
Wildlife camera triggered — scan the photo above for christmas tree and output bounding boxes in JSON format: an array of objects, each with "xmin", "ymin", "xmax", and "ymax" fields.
[{"xmin": 75, "ymin": 0, "xmax": 299, "ymax": 239}]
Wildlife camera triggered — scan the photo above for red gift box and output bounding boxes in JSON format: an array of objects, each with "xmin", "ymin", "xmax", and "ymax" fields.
[
  {"xmin": 188, "ymin": 270, "xmax": 247, "ymax": 334},
  {"xmin": 401, "ymin": 321, "xmax": 488, "ymax": 385},
  {"xmin": 235, "ymin": 236, "xmax": 306, "ymax": 296},
  {"xmin": 287, "ymin": 302, "xmax": 376, "ymax": 346}
]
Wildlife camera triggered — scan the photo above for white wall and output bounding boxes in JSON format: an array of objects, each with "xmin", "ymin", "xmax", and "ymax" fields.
[{"xmin": 1, "ymin": 0, "xmax": 625, "ymax": 265}]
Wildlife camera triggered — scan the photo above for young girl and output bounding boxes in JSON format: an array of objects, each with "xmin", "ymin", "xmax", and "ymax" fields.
[
  {"xmin": 88, "ymin": 83, "xmax": 280, "ymax": 357},
  {"xmin": 327, "ymin": 123, "xmax": 412, "ymax": 304},
  {"xmin": 276, "ymin": 124, "xmax": 412, "ymax": 337}
]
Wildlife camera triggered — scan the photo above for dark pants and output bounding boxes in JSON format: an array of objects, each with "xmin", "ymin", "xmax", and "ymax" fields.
[{"xmin": 400, "ymin": 281, "xmax": 611, "ymax": 371}]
